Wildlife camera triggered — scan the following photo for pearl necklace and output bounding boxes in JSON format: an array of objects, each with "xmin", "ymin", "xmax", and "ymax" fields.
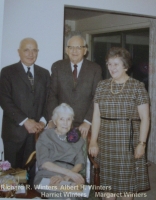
[
  {"xmin": 55, "ymin": 131, "xmax": 67, "ymax": 141},
  {"xmin": 111, "ymin": 77, "xmax": 128, "ymax": 95}
]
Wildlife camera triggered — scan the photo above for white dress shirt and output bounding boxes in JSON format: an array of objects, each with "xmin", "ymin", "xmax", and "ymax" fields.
[{"xmin": 71, "ymin": 60, "xmax": 83, "ymax": 77}]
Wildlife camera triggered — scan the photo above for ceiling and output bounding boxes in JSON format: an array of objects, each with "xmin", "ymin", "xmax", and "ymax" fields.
[
  {"xmin": 64, "ymin": 7, "xmax": 105, "ymax": 21},
  {"xmin": 64, "ymin": 7, "xmax": 154, "ymax": 21}
]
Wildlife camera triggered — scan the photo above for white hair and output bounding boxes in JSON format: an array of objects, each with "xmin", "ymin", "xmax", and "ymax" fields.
[
  {"xmin": 67, "ymin": 34, "xmax": 86, "ymax": 46},
  {"xmin": 52, "ymin": 103, "xmax": 74, "ymax": 123}
]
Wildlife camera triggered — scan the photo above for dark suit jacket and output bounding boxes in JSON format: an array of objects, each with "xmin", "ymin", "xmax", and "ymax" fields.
[
  {"xmin": 47, "ymin": 59, "xmax": 102, "ymax": 126},
  {"xmin": 0, "ymin": 61, "xmax": 50, "ymax": 143}
]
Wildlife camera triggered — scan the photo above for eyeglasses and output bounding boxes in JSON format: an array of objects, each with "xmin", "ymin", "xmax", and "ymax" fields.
[{"xmin": 67, "ymin": 46, "xmax": 86, "ymax": 51}]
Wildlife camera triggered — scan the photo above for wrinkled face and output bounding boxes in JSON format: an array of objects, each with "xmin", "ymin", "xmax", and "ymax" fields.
[
  {"xmin": 107, "ymin": 57, "xmax": 127, "ymax": 80},
  {"xmin": 18, "ymin": 40, "xmax": 38, "ymax": 67},
  {"xmin": 66, "ymin": 36, "xmax": 87, "ymax": 64},
  {"xmin": 54, "ymin": 112, "xmax": 73, "ymax": 135}
]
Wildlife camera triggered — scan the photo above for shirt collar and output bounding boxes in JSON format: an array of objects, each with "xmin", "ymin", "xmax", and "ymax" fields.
[
  {"xmin": 22, "ymin": 62, "xmax": 34, "ymax": 76},
  {"xmin": 71, "ymin": 59, "xmax": 83, "ymax": 68}
]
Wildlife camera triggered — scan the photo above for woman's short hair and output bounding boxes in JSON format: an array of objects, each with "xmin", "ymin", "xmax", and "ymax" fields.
[
  {"xmin": 106, "ymin": 47, "xmax": 132, "ymax": 70},
  {"xmin": 52, "ymin": 103, "xmax": 74, "ymax": 122}
]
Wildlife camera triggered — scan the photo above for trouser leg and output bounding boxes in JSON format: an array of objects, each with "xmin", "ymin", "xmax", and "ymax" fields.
[
  {"xmin": 3, "ymin": 134, "xmax": 35, "ymax": 168},
  {"xmin": 3, "ymin": 140, "xmax": 24, "ymax": 168}
]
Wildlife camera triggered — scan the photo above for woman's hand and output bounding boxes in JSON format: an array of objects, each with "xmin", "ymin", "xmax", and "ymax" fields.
[
  {"xmin": 134, "ymin": 144, "xmax": 145, "ymax": 159},
  {"xmin": 50, "ymin": 175, "xmax": 64, "ymax": 185},
  {"xmin": 66, "ymin": 171, "xmax": 84, "ymax": 184},
  {"xmin": 63, "ymin": 175, "xmax": 70, "ymax": 181},
  {"xmin": 88, "ymin": 142, "xmax": 99, "ymax": 157}
]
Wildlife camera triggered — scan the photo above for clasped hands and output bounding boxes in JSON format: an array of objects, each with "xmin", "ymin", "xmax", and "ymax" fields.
[
  {"xmin": 50, "ymin": 171, "xmax": 84, "ymax": 186},
  {"xmin": 24, "ymin": 118, "xmax": 45, "ymax": 134}
]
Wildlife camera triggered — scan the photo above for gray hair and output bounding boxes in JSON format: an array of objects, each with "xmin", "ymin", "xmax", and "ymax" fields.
[
  {"xmin": 52, "ymin": 103, "xmax": 74, "ymax": 123},
  {"xmin": 19, "ymin": 38, "xmax": 38, "ymax": 49},
  {"xmin": 67, "ymin": 32, "xmax": 86, "ymax": 46}
]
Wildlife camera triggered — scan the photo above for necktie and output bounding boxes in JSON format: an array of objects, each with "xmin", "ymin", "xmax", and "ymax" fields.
[
  {"xmin": 27, "ymin": 67, "xmax": 34, "ymax": 89},
  {"xmin": 73, "ymin": 64, "xmax": 78, "ymax": 81}
]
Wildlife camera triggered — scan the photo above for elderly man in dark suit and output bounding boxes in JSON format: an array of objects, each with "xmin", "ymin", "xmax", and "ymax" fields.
[
  {"xmin": 47, "ymin": 34, "xmax": 102, "ymax": 137},
  {"xmin": 0, "ymin": 38, "xmax": 50, "ymax": 168}
]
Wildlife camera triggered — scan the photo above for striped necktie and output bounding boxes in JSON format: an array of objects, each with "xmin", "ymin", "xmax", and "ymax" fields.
[{"xmin": 27, "ymin": 67, "xmax": 34, "ymax": 88}]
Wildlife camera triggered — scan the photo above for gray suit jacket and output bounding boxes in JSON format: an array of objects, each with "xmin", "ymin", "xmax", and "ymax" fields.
[
  {"xmin": 0, "ymin": 61, "xmax": 50, "ymax": 143},
  {"xmin": 47, "ymin": 59, "xmax": 102, "ymax": 126}
]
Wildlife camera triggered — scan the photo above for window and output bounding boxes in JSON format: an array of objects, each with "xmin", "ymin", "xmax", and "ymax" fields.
[{"xmin": 92, "ymin": 28, "xmax": 149, "ymax": 90}]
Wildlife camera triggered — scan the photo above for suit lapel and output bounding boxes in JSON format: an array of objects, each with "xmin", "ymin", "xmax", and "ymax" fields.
[
  {"xmin": 76, "ymin": 59, "xmax": 88, "ymax": 88},
  {"xmin": 63, "ymin": 60, "xmax": 75, "ymax": 88},
  {"xmin": 34, "ymin": 65, "xmax": 41, "ymax": 90},
  {"xmin": 17, "ymin": 62, "xmax": 32, "ymax": 89}
]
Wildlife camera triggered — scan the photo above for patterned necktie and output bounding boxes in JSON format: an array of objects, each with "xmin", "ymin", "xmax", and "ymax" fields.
[
  {"xmin": 73, "ymin": 64, "xmax": 78, "ymax": 81},
  {"xmin": 27, "ymin": 67, "xmax": 34, "ymax": 88}
]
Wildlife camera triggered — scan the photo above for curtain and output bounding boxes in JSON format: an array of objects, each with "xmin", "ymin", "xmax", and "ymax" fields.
[{"xmin": 148, "ymin": 19, "xmax": 156, "ymax": 164}]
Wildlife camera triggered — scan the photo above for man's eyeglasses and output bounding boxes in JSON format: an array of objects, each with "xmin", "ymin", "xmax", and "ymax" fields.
[{"xmin": 67, "ymin": 46, "xmax": 86, "ymax": 51}]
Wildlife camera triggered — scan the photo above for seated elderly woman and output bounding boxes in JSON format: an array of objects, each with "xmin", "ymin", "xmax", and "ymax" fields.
[{"xmin": 34, "ymin": 103, "xmax": 85, "ymax": 199}]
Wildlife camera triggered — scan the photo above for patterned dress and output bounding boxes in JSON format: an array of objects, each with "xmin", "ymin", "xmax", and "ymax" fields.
[{"xmin": 94, "ymin": 77, "xmax": 150, "ymax": 193}]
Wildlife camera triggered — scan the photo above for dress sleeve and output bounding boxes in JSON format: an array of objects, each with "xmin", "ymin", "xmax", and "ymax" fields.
[
  {"xmin": 136, "ymin": 81, "xmax": 149, "ymax": 106},
  {"xmin": 36, "ymin": 131, "xmax": 53, "ymax": 168},
  {"xmin": 74, "ymin": 148, "xmax": 85, "ymax": 168},
  {"xmin": 73, "ymin": 139, "xmax": 85, "ymax": 168},
  {"xmin": 93, "ymin": 81, "xmax": 102, "ymax": 103}
]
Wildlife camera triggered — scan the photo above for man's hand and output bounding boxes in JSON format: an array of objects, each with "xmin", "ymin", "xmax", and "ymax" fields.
[
  {"xmin": 37, "ymin": 121, "xmax": 45, "ymax": 133},
  {"xmin": 79, "ymin": 122, "xmax": 90, "ymax": 138},
  {"xmin": 47, "ymin": 120, "xmax": 56, "ymax": 129},
  {"xmin": 24, "ymin": 119, "xmax": 41, "ymax": 133}
]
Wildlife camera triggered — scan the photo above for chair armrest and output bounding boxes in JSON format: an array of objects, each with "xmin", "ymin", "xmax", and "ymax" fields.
[
  {"xmin": 87, "ymin": 131, "xmax": 100, "ymax": 190},
  {"xmin": 87, "ymin": 131, "xmax": 100, "ymax": 169},
  {"xmin": 24, "ymin": 151, "xmax": 36, "ymax": 170}
]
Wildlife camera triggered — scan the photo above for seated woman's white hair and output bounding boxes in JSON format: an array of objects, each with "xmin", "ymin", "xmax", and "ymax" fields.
[{"xmin": 52, "ymin": 103, "xmax": 74, "ymax": 123}]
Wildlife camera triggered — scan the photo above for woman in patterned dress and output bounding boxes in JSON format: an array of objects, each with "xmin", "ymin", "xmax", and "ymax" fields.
[{"xmin": 89, "ymin": 47, "xmax": 150, "ymax": 200}]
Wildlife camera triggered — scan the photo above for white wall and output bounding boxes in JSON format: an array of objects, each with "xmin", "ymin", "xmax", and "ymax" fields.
[
  {"xmin": 1, "ymin": 0, "xmax": 65, "ymax": 71},
  {"xmin": 0, "ymin": 0, "xmax": 4, "ymax": 145},
  {"xmin": 1, "ymin": 0, "xmax": 156, "ymax": 145},
  {"xmin": 1, "ymin": 0, "xmax": 156, "ymax": 70}
]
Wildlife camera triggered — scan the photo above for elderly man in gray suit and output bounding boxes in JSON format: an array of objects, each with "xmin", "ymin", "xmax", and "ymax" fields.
[{"xmin": 47, "ymin": 33, "xmax": 102, "ymax": 137}]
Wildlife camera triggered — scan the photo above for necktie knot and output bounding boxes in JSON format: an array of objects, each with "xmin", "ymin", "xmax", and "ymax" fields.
[{"xmin": 74, "ymin": 64, "xmax": 77, "ymax": 69}]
